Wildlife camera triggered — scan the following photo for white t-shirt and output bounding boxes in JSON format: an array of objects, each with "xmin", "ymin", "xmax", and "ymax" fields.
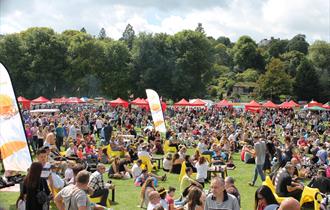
[
  {"xmin": 147, "ymin": 202, "xmax": 158, "ymax": 210},
  {"xmin": 196, "ymin": 162, "xmax": 209, "ymax": 181},
  {"xmin": 163, "ymin": 159, "xmax": 172, "ymax": 171},
  {"xmin": 65, "ymin": 168, "xmax": 74, "ymax": 182},
  {"xmin": 132, "ymin": 164, "xmax": 142, "ymax": 179}
]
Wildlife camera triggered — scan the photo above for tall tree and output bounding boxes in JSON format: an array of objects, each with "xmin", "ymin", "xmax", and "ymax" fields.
[
  {"xmin": 279, "ymin": 50, "xmax": 305, "ymax": 77},
  {"xmin": 294, "ymin": 58, "xmax": 321, "ymax": 101},
  {"xmin": 216, "ymin": 36, "xmax": 232, "ymax": 47},
  {"xmin": 257, "ymin": 58, "xmax": 292, "ymax": 100},
  {"xmin": 308, "ymin": 40, "xmax": 330, "ymax": 100},
  {"xmin": 20, "ymin": 27, "xmax": 67, "ymax": 97},
  {"xmin": 98, "ymin": 28, "xmax": 107, "ymax": 39},
  {"xmin": 268, "ymin": 39, "xmax": 288, "ymax": 58},
  {"xmin": 97, "ymin": 41, "xmax": 131, "ymax": 98},
  {"xmin": 195, "ymin": 23, "xmax": 205, "ymax": 34},
  {"xmin": 80, "ymin": 27, "xmax": 87, "ymax": 33},
  {"xmin": 121, "ymin": 24, "xmax": 135, "ymax": 50},
  {"xmin": 287, "ymin": 34, "xmax": 309, "ymax": 54},
  {"xmin": 171, "ymin": 30, "xmax": 214, "ymax": 99},
  {"xmin": 233, "ymin": 35, "xmax": 265, "ymax": 72}
]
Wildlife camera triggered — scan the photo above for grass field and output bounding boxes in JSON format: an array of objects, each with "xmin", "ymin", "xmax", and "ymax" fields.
[{"xmin": 0, "ymin": 152, "xmax": 262, "ymax": 210}]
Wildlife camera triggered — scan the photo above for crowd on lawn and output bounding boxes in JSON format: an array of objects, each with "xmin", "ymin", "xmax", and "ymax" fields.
[{"xmin": 4, "ymin": 102, "xmax": 330, "ymax": 210}]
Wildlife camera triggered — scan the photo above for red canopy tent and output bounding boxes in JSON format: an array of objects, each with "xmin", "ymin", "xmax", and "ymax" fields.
[
  {"xmin": 131, "ymin": 98, "xmax": 148, "ymax": 109},
  {"xmin": 279, "ymin": 101, "xmax": 294, "ymax": 109},
  {"xmin": 66, "ymin": 97, "xmax": 84, "ymax": 104},
  {"xmin": 289, "ymin": 100, "xmax": 300, "ymax": 108},
  {"xmin": 174, "ymin": 99, "xmax": 190, "ymax": 107},
  {"xmin": 245, "ymin": 100, "xmax": 261, "ymax": 112},
  {"xmin": 131, "ymin": 98, "xmax": 147, "ymax": 105},
  {"xmin": 52, "ymin": 97, "xmax": 68, "ymax": 104},
  {"xmin": 31, "ymin": 96, "xmax": 50, "ymax": 104},
  {"xmin": 17, "ymin": 96, "xmax": 31, "ymax": 109},
  {"xmin": 246, "ymin": 100, "xmax": 261, "ymax": 107},
  {"xmin": 215, "ymin": 99, "xmax": 232, "ymax": 107},
  {"xmin": 109, "ymin": 98, "xmax": 129, "ymax": 108},
  {"xmin": 189, "ymin": 99, "xmax": 206, "ymax": 106},
  {"xmin": 307, "ymin": 100, "xmax": 323, "ymax": 107},
  {"xmin": 262, "ymin": 101, "xmax": 278, "ymax": 109}
]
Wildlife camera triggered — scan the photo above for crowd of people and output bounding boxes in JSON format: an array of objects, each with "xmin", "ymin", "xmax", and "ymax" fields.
[{"xmin": 8, "ymin": 102, "xmax": 330, "ymax": 209}]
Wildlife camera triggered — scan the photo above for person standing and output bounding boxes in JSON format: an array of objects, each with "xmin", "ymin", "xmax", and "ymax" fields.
[
  {"xmin": 103, "ymin": 121, "xmax": 113, "ymax": 145},
  {"xmin": 23, "ymin": 162, "xmax": 50, "ymax": 210},
  {"xmin": 55, "ymin": 123, "xmax": 64, "ymax": 151},
  {"xmin": 248, "ymin": 136, "xmax": 267, "ymax": 186}
]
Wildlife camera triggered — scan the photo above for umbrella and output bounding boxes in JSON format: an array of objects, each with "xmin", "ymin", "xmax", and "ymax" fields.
[
  {"xmin": 307, "ymin": 100, "xmax": 323, "ymax": 107},
  {"xmin": 303, "ymin": 106, "xmax": 326, "ymax": 111}
]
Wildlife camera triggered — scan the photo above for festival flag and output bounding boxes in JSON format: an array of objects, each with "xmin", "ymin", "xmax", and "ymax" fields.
[
  {"xmin": 0, "ymin": 63, "xmax": 32, "ymax": 171},
  {"xmin": 146, "ymin": 89, "xmax": 166, "ymax": 133}
]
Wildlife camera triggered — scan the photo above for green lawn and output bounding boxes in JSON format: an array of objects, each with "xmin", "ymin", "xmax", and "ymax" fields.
[{"xmin": 0, "ymin": 152, "xmax": 261, "ymax": 210}]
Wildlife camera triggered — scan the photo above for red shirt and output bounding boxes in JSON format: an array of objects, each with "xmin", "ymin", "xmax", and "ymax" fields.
[{"xmin": 166, "ymin": 194, "xmax": 174, "ymax": 206}]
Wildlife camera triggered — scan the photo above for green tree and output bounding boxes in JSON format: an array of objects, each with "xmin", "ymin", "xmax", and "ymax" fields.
[
  {"xmin": 98, "ymin": 28, "xmax": 107, "ymax": 40},
  {"xmin": 287, "ymin": 34, "xmax": 309, "ymax": 54},
  {"xmin": 236, "ymin": 68, "xmax": 259, "ymax": 82},
  {"xmin": 216, "ymin": 36, "xmax": 232, "ymax": 47},
  {"xmin": 308, "ymin": 40, "xmax": 330, "ymax": 101},
  {"xmin": 257, "ymin": 58, "xmax": 292, "ymax": 100},
  {"xmin": 233, "ymin": 36, "xmax": 265, "ymax": 72},
  {"xmin": 195, "ymin": 23, "xmax": 205, "ymax": 34},
  {"xmin": 268, "ymin": 39, "xmax": 288, "ymax": 58},
  {"xmin": 121, "ymin": 24, "xmax": 135, "ymax": 50},
  {"xmin": 279, "ymin": 50, "xmax": 305, "ymax": 77},
  {"xmin": 98, "ymin": 40, "xmax": 131, "ymax": 98},
  {"xmin": 294, "ymin": 58, "xmax": 321, "ymax": 101},
  {"xmin": 20, "ymin": 27, "xmax": 68, "ymax": 97},
  {"xmin": 0, "ymin": 33, "xmax": 29, "ymax": 96},
  {"xmin": 80, "ymin": 27, "xmax": 87, "ymax": 33},
  {"xmin": 171, "ymin": 30, "xmax": 214, "ymax": 99},
  {"xmin": 131, "ymin": 33, "xmax": 174, "ymax": 98},
  {"xmin": 214, "ymin": 43, "xmax": 233, "ymax": 67},
  {"xmin": 62, "ymin": 30, "xmax": 103, "ymax": 96}
]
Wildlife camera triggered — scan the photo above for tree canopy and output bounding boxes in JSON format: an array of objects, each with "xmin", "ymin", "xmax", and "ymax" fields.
[{"xmin": 0, "ymin": 26, "xmax": 328, "ymax": 102}]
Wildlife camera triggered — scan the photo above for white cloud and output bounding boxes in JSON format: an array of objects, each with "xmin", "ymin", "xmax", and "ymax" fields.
[{"xmin": 0, "ymin": 0, "xmax": 329, "ymax": 42}]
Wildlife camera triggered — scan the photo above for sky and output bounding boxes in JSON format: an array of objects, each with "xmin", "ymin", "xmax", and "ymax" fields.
[{"xmin": 1, "ymin": 0, "xmax": 329, "ymax": 43}]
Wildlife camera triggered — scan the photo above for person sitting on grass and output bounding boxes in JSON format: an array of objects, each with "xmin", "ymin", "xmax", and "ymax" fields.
[{"xmin": 132, "ymin": 159, "xmax": 166, "ymax": 186}]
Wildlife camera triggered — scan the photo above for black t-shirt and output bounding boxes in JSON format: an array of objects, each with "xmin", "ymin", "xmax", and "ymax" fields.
[
  {"xmin": 118, "ymin": 160, "xmax": 131, "ymax": 172},
  {"xmin": 276, "ymin": 171, "xmax": 292, "ymax": 196},
  {"xmin": 308, "ymin": 177, "xmax": 330, "ymax": 194}
]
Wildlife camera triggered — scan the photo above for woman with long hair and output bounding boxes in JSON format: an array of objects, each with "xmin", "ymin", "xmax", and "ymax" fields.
[
  {"xmin": 23, "ymin": 162, "xmax": 50, "ymax": 210},
  {"xmin": 254, "ymin": 185, "xmax": 278, "ymax": 210},
  {"xmin": 140, "ymin": 177, "xmax": 156, "ymax": 208},
  {"xmin": 170, "ymin": 153, "xmax": 183, "ymax": 174},
  {"xmin": 184, "ymin": 187, "xmax": 205, "ymax": 210},
  {"xmin": 195, "ymin": 156, "xmax": 209, "ymax": 187},
  {"xmin": 108, "ymin": 156, "xmax": 123, "ymax": 179}
]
